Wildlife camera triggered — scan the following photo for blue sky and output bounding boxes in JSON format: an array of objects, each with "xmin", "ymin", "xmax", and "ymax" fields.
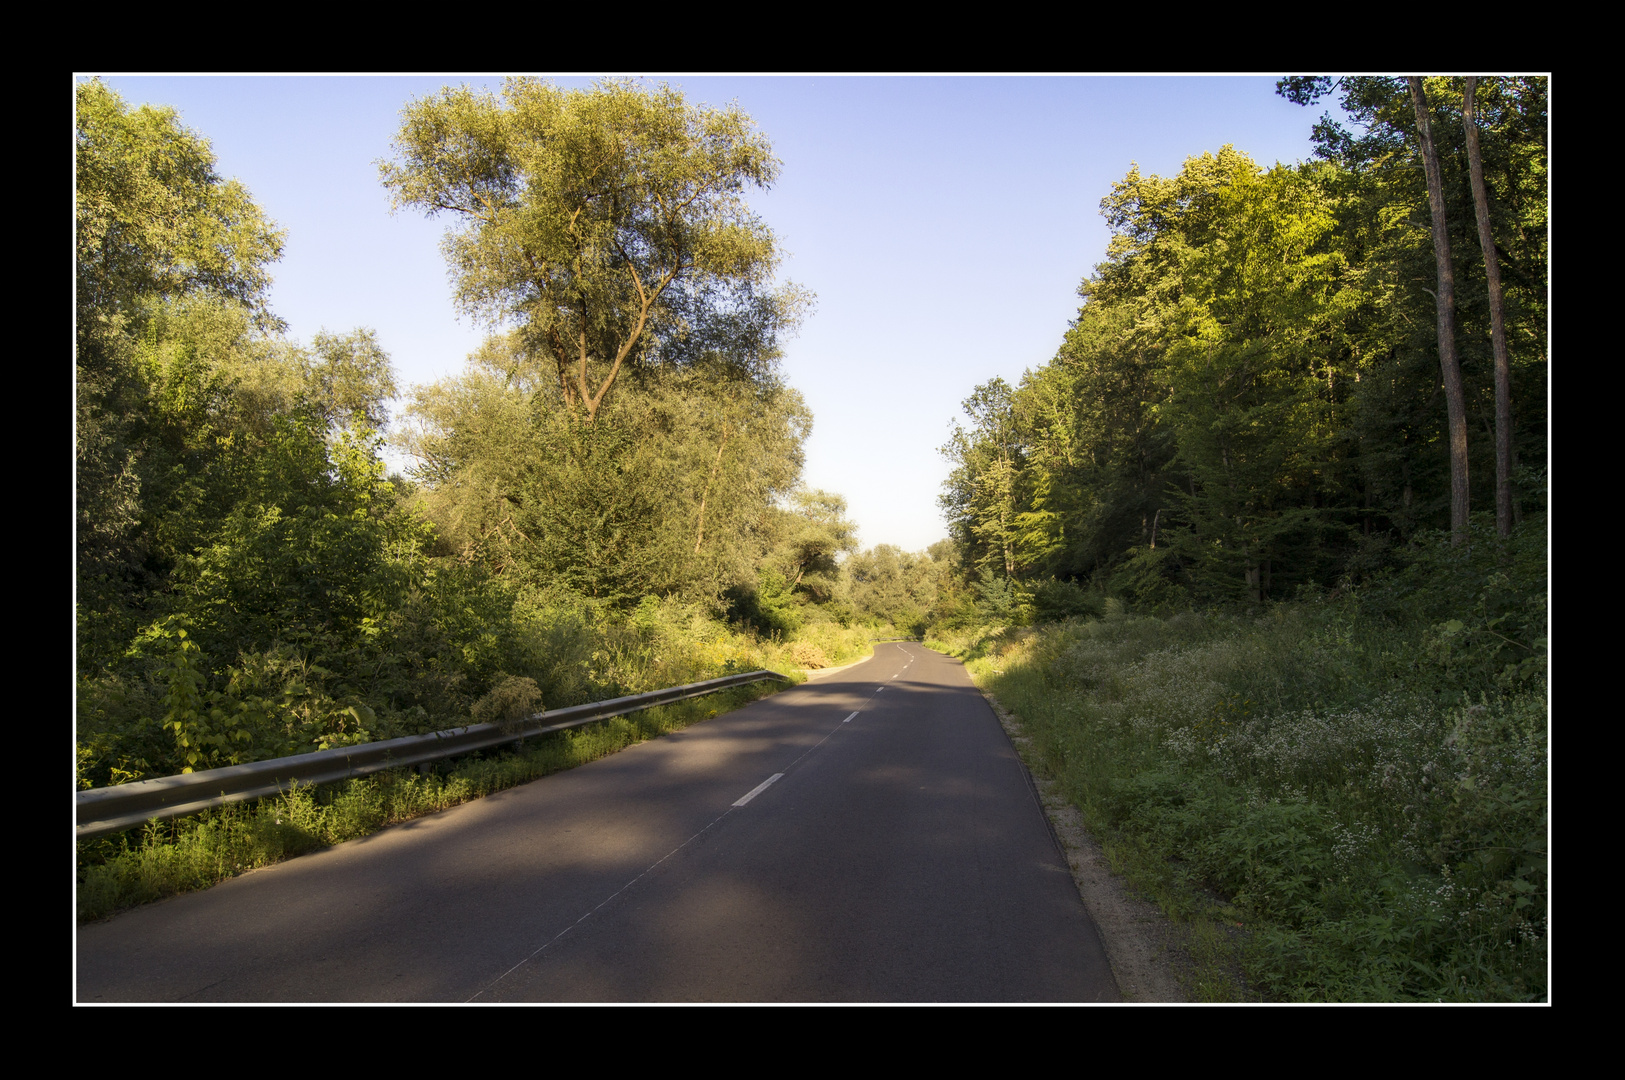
[{"xmin": 89, "ymin": 74, "xmax": 1347, "ymax": 554}]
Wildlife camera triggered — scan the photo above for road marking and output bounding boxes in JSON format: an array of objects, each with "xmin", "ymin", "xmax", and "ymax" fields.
[
  {"xmin": 471, "ymin": 804, "xmax": 736, "ymax": 999},
  {"xmin": 471, "ymin": 677, "xmax": 881, "ymax": 1001},
  {"xmin": 842, "ymin": 711, "xmax": 858, "ymax": 723},
  {"xmin": 876, "ymin": 686, "xmax": 885, "ymax": 692},
  {"xmin": 732, "ymin": 773, "xmax": 785, "ymax": 807}
]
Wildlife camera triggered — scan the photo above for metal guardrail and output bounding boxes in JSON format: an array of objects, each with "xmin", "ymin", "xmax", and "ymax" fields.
[{"xmin": 76, "ymin": 669, "xmax": 790, "ymax": 841}]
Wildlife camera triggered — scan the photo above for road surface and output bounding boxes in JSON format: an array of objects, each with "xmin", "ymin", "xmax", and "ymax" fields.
[{"xmin": 77, "ymin": 643, "xmax": 1119, "ymax": 1002}]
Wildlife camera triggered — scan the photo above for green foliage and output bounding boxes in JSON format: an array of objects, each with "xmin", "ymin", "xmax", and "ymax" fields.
[
  {"xmin": 1360, "ymin": 515, "xmax": 1547, "ymax": 693},
  {"xmin": 147, "ymin": 623, "xmax": 253, "ymax": 773},
  {"xmin": 940, "ymin": 79, "xmax": 1546, "ymax": 611},
  {"xmin": 513, "ymin": 407, "xmax": 680, "ymax": 604},
  {"xmin": 379, "ymin": 77, "xmax": 807, "ymax": 423},
  {"xmin": 299, "ymin": 329, "xmax": 399, "ymax": 432},
  {"xmin": 1030, "ymin": 577, "xmax": 1103, "ymax": 623},
  {"xmin": 940, "ymin": 378, "xmax": 1023, "ymax": 580},
  {"xmin": 973, "ymin": 565, "xmax": 1023, "ymax": 625},
  {"xmin": 1105, "ymin": 546, "xmax": 1188, "ymax": 611},
  {"xmin": 170, "ymin": 416, "xmax": 404, "ymax": 648},
  {"xmin": 469, "ymin": 675, "xmax": 544, "ymax": 734},
  {"xmin": 77, "ymin": 82, "xmax": 538, "ymax": 789},
  {"xmin": 728, "ymin": 569, "xmax": 803, "ymax": 638},
  {"xmin": 955, "ymin": 524, "xmax": 1547, "ymax": 1000},
  {"xmin": 844, "ymin": 543, "xmax": 941, "ymax": 631},
  {"xmin": 1280, "ymin": 77, "xmax": 1548, "ymax": 532},
  {"xmin": 399, "ymin": 336, "xmax": 810, "ymax": 611},
  {"xmin": 766, "ymin": 489, "xmax": 859, "ymax": 604},
  {"xmin": 76, "ymin": 79, "xmax": 286, "ymax": 330}
]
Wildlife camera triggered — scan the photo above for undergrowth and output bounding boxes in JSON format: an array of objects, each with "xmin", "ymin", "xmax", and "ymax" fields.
[
  {"xmin": 78, "ymin": 591, "xmax": 874, "ymax": 790},
  {"xmin": 935, "ymin": 520, "xmax": 1548, "ymax": 1002}
]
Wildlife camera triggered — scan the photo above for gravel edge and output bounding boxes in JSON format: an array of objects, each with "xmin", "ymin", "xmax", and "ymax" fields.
[{"xmin": 983, "ymin": 689, "xmax": 1192, "ymax": 1004}]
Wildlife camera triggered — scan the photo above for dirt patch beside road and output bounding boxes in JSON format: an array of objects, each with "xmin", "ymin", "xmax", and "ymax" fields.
[{"xmin": 984, "ymin": 691, "xmax": 1192, "ymax": 1003}]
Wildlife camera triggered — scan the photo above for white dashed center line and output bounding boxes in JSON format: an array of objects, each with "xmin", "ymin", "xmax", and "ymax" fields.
[{"xmin": 732, "ymin": 773, "xmax": 785, "ymax": 807}]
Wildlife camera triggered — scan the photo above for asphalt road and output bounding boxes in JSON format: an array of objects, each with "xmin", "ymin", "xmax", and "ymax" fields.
[{"xmin": 76, "ymin": 643, "xmax": 1120, "ymax": 1002}]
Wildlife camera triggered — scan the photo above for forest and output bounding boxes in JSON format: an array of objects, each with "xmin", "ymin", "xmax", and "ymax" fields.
[
  {"xmin": 931, "ymin": 76, "xmax": 1547, "ymax": 1001},
  {"xmin": 940, "ymin": 77, "xmax": 1546, "ymax": 607},
  {"xmin": 74, "ymin": 77, "xmax": 941, "ymax": 796},
  {"xmin": 76, "ymin": 76, "xmax": 1547, "ymax": 1000}
]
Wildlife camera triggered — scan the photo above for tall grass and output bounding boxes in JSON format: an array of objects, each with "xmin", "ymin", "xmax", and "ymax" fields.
[{"xmin": 940, "ymin": 525, "xmax": 1547, "ymax": 1001}]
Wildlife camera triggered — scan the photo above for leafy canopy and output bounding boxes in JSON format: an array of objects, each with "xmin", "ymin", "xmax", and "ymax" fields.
[
  {"xmin": 75, "ymin": 78, "xmax": 286, "ymax": 332},
  {"xmin": 380, "ymin": 78, "xmax": 801, "ymax": 421}
]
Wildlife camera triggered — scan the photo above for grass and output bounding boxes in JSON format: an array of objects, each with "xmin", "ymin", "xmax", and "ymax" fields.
[
  {"xmin": 76, "ymin": 679, "xmax": 783, "ymax": 924},
  {"xmin": 940, "ymin": 590, "xmax": 1547, "ymax": 1002}
]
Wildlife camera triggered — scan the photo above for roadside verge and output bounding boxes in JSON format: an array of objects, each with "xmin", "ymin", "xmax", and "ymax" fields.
[{"xmin": 979, "ymin": 687, "xmax": 1190, "ymax": 1003}]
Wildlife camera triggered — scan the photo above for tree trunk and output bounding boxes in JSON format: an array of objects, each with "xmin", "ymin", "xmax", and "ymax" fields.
[
  {"xmin": 692, "ymin": 425, "xmax": 732, "ymax": 554},
  {"xmin": 1409, "ymin": 77, "xmax": 1471, "ymax": 546},
  {"xmin": 1463, "ymin": 76, "xmax": 1514, "ymax": 539},
  {"xmin": 1244, "ymin": 554, "xmax": 1261, "ymax": 604}
]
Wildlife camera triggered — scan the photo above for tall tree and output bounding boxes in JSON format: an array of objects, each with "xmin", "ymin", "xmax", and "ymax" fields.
[
  {"xmin": 1156, "ymin": 154, "xmax": 1354, "ymax": 601},
  {"xmin": 940, "ymin": 379, "xmax": 1022, "ymax": 580},
  {"xmin": 1463, "ymin": 76, "xmax": 1515, "ymax": 538},
  {"xmin": 1279, "ymin": 75, "xmax": 1547, "ymax": 541},
  {"xmin": 75, "ymin": 79, "xmax": 288, "ymax": 631},
  {"xmin": 75, "ymin": 80, "xmax": 286, "ymax": 332},
  {"xmin": 1408, "ymin": 77, "xmax": 1471, "ymax": 545},
  {"xmin": 379, "ymin": 78, "xmax": 806, "ymax": 423}
]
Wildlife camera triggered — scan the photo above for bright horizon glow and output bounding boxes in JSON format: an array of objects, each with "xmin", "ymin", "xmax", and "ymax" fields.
[{"xmin": 85, "ymin": 74, "xmax": 1349, "ymax": 554}]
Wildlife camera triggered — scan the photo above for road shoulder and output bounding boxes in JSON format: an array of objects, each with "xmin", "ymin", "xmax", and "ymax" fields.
[{"xmin": 980, "ymin": 690, "xmax": 1191, "ymax": 1003}]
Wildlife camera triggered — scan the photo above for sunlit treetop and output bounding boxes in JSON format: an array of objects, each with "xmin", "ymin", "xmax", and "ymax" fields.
[
  {"xmin": 75, "ymin": 78, "xmax": 287, "ymax": 332},
  {"xmin": 379, "ymin": 77, "xmax": 808, "ymax": 423}
]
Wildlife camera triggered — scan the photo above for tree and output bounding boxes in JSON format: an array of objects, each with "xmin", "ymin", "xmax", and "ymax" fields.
[
  {"xmin": 1034, "ymin": 275, "xmax": 1179, "ymax": 586},
  {"xmin": 1279, "ymin": 76, "xmax": 1546, "ymax": 543},
  {"xmin": 301, "ymin": 329, "xmax": 399, "ymax": 433},
  {"xmin": 846, "ymin": 544, "xmax": 939, "ymax": 630},
  {"xmin": 1156, "ymin": 154, "xmax": 1355, "ymax": 601},
  {"xmin": 76, "ymin": 79, "xmax": 288, "ymax": 638},
  {"xmin": 380, "ymin": 78, "xmax": 805, "ymax": 423},
  {"xmin": 940, "ymin": 378, "xmax": 1022, "ymax": 580},
  {"xmin": 399, "ymin": 334, "xmax": 810, "ymax": 608},
  {"xmin": 944, "ymin": 143, "xmax": 1380, "ymax": 606},
  {"xmin": 1408, "ymin": 77, "xmax": 1471, "ymax": 546},
  {"xmin": 76, "ymin": 79, "xmax": 285, "ymax": 333},
  {"xmin": 768, "ymin": 488, "xmax": 859, "ymax": 600},
  {"xmin": 1463, "ymin": 76, "xmax": 1515, "ymax": 539}
]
